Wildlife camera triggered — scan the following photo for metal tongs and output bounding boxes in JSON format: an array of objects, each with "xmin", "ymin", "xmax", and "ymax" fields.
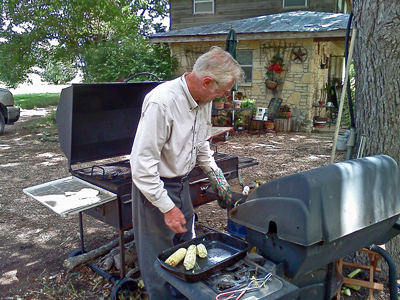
[{"xmin": 215, "ymin": 272, "xmax": 272, "ymax": 300}]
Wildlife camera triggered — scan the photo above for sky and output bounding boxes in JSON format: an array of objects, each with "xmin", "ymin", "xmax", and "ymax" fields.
[{"xmin": 0, "ymin": 72, "xmax": 83, "ymax": 95}]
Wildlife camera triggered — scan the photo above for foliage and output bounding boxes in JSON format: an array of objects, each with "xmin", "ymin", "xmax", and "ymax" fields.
[
  {"xmin": 213, "ymin": 97, "xmax": 226, "ymax": 103},
  {"xmin": 323, "ymin": 64, "xmax": 355, "ymax": 128},
  {"xmin": 0, "ymin": 0, "xmax": 173, "ymax": 87},
  {"xmin": 279, "ymin": 104, "xmax": 291, "ymax": 112},
  {"xmin": 82, "ymin": 41, "xmax": 177, "ymax": 82},
  {"xmin": 276, "ymin": 104, "xmax": 291, "ymax": 119},
  {"xmin": 234, "ymin": 118, "xmax": 244, "ymax": 126},
  {"xmin": 342, "ymin": 63, "xmax": 355, "ymax": 128},
  {"xmin": 14, "ymin": 93, "xmax": 60, "ymax": 109},
  {"xmin": 24, "ymin": 110, "xmax": 57, "ymax": 134},
  {"xmin": 264, "ymin": 47, "xmax": 285, "ymax": 83},
  {"xmin": 37, "ymin": 60, "xmax": 78, "ymax": 85},
  {"xmin": 240, "ymin": 98, "xmax": 257, "ymax": 110},
  {"xmin": 216, "ymin": 117, "xmax": 224, "ymax": 125}
]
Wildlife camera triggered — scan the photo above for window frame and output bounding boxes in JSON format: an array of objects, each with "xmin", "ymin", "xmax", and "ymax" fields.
[
  {"xmin": 282, "ymin": 0, "xmax": 308, "ymax": 9},
  {"xmin": 236, "ymin": 50, "xmax": 253, "ymax": 83},
  {"xmin": 193, "ymin": 0, "xmax": 215, "ymax": 14}
]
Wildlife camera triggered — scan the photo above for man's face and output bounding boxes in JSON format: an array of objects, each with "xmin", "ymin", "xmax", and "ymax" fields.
[{"xmin": 199, "ymin": 77, "xmax": 235, "ymax": 103}]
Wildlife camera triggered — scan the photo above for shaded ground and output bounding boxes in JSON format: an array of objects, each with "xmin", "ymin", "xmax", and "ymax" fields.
[{"xmin": 0, "ymin": 110, "xmax": 390, "ymax": 299}]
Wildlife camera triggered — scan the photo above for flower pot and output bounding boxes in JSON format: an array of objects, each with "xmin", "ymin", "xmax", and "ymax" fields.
[
  {"xmin": 264, "ymin": 121, "xmax": 274, "ymax": 130},
  {"xmin": 233, "ymin": 100, "xmax": 242, "ymax": 108},
  {"xmin": 265, "ymin": 80, "xmax": 278, "ymax": 90},
  {"xmin": 236, "ymin": 124, "xmax": 245, "ymax": 131},
  {"xmin": 214, "ymin": 102, "xmax": 225, "ymax": 109},
  {"xmin": 224, "ymin": 102, "xmax": 234, "ymax": 109},
  {"xmin": 315, "ymin": 117, "xmax": 328, "ymax": 122}
]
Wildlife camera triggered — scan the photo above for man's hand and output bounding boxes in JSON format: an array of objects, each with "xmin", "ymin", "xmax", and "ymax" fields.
[{"xmin": 164, "ymin": 206, "xmax": 188, "ymax": 233}]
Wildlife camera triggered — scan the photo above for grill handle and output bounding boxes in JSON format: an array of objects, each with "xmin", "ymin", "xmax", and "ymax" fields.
[{"xmin": 125, "ymin": 72, "xmax": 161, "ymax": 82}]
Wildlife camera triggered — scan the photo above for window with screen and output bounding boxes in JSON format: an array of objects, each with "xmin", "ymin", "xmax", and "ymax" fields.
[
  {"xmin": 194, "ymin": 0, "xmax": 214, "ymax": 14},
  {"xmin": 236, "ymin": 50, "xmax": 253, "ymax": 83},
  {"xmin": 283, "ymin": 0, "xmax": 307, "ymax": 8}
]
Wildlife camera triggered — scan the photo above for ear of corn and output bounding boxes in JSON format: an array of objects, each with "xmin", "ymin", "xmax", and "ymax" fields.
[
  {"xmin": 165, "ymin": 248, "xmax": 187, "ymax": 267},
  {"xmin": 196, "ymin": 243, "xmax": 208, "ymax": 258},
  {"xmin": 183, "ymin": 245, "xmax": 197, "ymax": 270}
]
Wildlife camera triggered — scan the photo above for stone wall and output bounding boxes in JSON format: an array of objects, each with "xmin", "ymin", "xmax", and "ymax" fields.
[{"xmin": 168, "ymin": 37, "xmax": 345, "ymax": 123}]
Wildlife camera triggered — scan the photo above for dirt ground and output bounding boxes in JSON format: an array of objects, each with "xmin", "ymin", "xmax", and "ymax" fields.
[{"xmin": 0, "ymin": 109, "xmax": 390, "ymax": 299}]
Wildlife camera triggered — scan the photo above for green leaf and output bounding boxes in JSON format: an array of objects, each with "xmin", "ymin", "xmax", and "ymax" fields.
[{"xmin": 0, "ymin": 0, "xmax": 173, "ymax": 87}]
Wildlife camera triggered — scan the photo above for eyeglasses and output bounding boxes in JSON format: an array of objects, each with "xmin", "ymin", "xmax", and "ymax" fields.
[{"xmin": 212, "ymin": 78, "xmax": 231, "ymax": 98}]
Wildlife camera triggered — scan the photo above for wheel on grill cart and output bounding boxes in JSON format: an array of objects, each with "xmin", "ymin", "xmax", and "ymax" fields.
[{"xmin": 109, "ymin": 278, "xmax": 138, "ymax": 300}]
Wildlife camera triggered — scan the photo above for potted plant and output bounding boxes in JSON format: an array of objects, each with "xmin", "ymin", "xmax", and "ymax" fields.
[
  {"xmin": 240, "ymin": 98, "xmax": 257, "ymax": 110},
  {"xmin": 277, "ymin": 104, "xmax": 291, "ymax": 119},
  {"xmin": 234, "ymin": 118, "xmax": 245, "ymax": 131},
  {"xmin": 213, "ymin": 97, "xmax": 225, "ymax": 109},
  {"xmin": 224, "ymin": 101, "xmax": 234, "ymax": 109},
  {"xmin": 216, "ymin": 117, "xmax": 224, "ymax": 126},
  {"xmin": 264, "ymin": 50, "xmax": 285, "ymax": 90}
]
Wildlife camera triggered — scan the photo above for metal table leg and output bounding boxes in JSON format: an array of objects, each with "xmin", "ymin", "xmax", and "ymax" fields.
[{"xmin": 79, "ymin": 212, "xmax": 85, "ymax": 253}]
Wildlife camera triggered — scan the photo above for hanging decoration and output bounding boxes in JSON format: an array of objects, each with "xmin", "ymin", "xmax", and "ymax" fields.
[
  {"xmin": 291, "ymin": 46, "xmax": 308, "ymax": 63},
  {"xmin": 264, "ymin": 47, "xmax": 286, "ymax": 90}
]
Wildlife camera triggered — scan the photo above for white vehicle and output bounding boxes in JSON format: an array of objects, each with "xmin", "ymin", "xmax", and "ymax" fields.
[{"xmin": 0, "ymin": 88, "xmax": 20, "ymax": 135}]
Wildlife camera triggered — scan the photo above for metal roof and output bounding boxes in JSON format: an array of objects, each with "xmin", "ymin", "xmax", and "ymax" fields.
[{"xmin": 150, "ymin": 11, "xmax": 350, "ymax": 43}]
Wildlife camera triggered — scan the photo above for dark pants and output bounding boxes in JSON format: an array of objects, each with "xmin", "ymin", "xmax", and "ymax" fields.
[{"xmin": 132, "ymin": 180, "xmax": 194, "ymax": 300}]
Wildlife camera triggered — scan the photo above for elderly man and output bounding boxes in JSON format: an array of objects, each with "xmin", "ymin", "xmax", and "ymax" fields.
[{"xmin": 130, "ymin": 46, "xmax": 244, "ymax": 299}]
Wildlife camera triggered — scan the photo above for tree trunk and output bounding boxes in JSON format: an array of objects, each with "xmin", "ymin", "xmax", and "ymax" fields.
[
  {"xmin": 352, "ymin": 0, "xmax": 400, "ymax": 158},
  {"xmin": 352, "ymin": 0, "xmax": 400, "ymax": 277}
]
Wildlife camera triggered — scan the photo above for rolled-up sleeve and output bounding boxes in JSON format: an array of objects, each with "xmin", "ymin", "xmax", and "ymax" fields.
[{"xmin": 196, "ymin": 140, "xmax": 218, "ymax": 171}]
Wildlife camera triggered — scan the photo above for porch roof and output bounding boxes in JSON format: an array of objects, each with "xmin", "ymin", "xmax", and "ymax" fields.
[{"xmin": 150, "ymin": 11, "xmax": 350, "ymax": 43}]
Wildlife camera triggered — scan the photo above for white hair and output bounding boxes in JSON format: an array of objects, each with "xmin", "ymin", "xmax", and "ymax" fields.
[{"xmin": 192, "ymin": 46, "xmax": 244, "ymax": 86}]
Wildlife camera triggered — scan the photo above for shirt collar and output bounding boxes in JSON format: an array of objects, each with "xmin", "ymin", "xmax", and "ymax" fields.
[{"xmin": 181, "ymin": 73, "xmax": 198, "ymax": 110}]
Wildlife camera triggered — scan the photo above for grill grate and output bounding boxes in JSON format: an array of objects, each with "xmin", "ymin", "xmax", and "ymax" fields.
[{"xmin": 76, "ymin": 163, "xmax": 131, "ymax": 181}]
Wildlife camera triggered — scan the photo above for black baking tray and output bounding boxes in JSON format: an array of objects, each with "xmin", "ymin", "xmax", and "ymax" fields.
[{"xmin": 157, "ymin": 232, "xmax": 249, "ymax": 282}]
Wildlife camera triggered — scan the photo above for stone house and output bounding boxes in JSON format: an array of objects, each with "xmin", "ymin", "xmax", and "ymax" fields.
[{"xmin": 150, "ymin": 10, "xmax": 350, "ymax": 125}]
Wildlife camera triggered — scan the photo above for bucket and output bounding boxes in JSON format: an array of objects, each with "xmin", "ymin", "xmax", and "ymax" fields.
[
  {"xmin": 227, "ymin": 219, "xmax": 247, "ymax": 238},
  {"xmin": 336, "ymin": 134, "xmax": 347, "ymax": 151},
  {"xmin": 227, "ymin": 210, "xmax": 247, "ymax": 237}
]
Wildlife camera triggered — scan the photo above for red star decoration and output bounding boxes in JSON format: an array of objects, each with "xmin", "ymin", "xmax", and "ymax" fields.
[{"xmin": 292, "ymin": 47, "xmax": 307, "ymax": 62}]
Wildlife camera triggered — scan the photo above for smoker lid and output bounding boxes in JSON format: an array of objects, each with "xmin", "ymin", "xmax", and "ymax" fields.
[
  {"xmin": 230, "ymin": 155, "xmax": 400, "ymax": 246},
  {"xmin": 56, "ymin": 82, "xmax": 160, "ymax": 167}
]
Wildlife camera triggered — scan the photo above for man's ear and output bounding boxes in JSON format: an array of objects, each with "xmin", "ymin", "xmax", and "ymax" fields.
[{"xmin": 202, "ymin": 76, "xmax": 214, "ymax": 89}]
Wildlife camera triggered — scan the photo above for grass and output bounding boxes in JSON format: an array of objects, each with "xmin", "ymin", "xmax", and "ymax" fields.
[
  {"xmin": 24, "ymin": 110, "xmax": 58, "ymax": 138},
  {"xmin": 14, "ymin": 93, "xmax": 60, "ymax": 109},
  {"xmin": 15, "ymin": 93, "xmax": 60, "ymax": 134}
]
